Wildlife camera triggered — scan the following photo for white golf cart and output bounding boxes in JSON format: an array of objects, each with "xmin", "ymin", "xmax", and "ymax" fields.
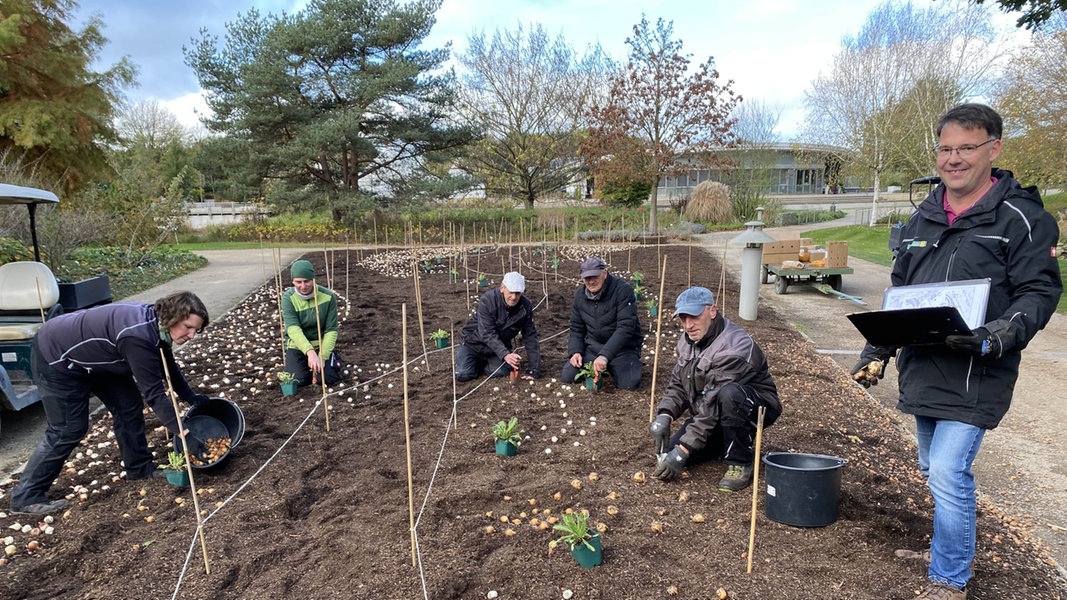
[{"xmin": 0, "ymin": 184, "xmax": 112, "ymax": 436}]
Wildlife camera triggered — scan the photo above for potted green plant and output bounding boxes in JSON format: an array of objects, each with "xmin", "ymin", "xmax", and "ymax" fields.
[
  {"xmin": 631, "ymin": 271, "xmax": 644, "ymax": 287},
  {"xmin": 492, "ymin": 417, "xmax": 522, "ymax": 456},
  {"xmin": 277, "ymin": 371, "xmax": 298, "ymax": 396},
  {"xmin": 550, "ymin": 510, "xmax": 602, "ymax": 568},
  {"xmin": 647, "ymin": 297, "xmax": 658, "ymax": 318},
  {"xmin": 162, "ymin": 451, "xmax": 190, "ymax": 487},
  {"xmin": 477, "ymin": 273, "xmax": 488, "ymax": 288},
  {"xmin": 429, "ymin": 328, "xmax": 450, "ymax": 349},
  {"xmin": 449, "ymin": 268, "xmax": 458, "ymax": 283},
  {"xmin": 632, "ymin": 284, "xmax": 645, "ymax": 302},
  {"xmin": 574, "ymin": 362, "xmax": 602, "ymax": 391}
]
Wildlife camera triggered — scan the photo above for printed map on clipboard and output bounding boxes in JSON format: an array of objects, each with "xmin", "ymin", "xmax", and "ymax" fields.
[{"xmin": 880, "ymin": 278, "xmax": 991, "ymax": 330}]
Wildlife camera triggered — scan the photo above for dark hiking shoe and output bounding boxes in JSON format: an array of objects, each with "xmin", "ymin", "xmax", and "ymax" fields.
[
  {"xmin": 915, "ymin": 583, "xmax": 966, "ymax": 599},
  {"xmin": 718, "ymin": 464, "xmax": 754, "ymax": 492},
  {"xmin": 10, "ymin": 499, "xmax": 69, "ymax": 516}
]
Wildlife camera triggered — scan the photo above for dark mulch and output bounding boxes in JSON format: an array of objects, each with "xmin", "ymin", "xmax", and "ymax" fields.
[{"xmin": 1, "ymin": 243, "xmax": 1062, "ymax": 599}]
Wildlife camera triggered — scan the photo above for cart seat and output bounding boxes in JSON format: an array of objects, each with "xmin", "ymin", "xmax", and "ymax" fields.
[
  {"xmin": 0, "ymin": 322, "xmax": 46, "ymax": 341},
  {"xmin": 0, "ymin": 261, "xmax": 60, "ymax": 341}
]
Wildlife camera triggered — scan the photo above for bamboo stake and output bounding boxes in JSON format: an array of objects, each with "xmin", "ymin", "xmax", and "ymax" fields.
[
  {"xmin": 747, "ymin": 406, "xmax": 767, "ymax": 574},
  {"xmin": 274, "ymin": 249, "xmax": 286, "ymax": 363},
  {"xmin": 311, "ymin": 276, "xmax": 330, "ymax": 431},
  {"xmin": 34, "ymin": 277, "xmax": 46, "ymax": 322},
  {"xmin": 159, "ymin": 349, "xmax": 210, "ymax": 574},
  {"xmin": 346, "ymin": 241, "xmax": 351, "ymax": 302},
  {"xmin": 688, "ymin": 242, "xmax": 693, "ymax": 287},
  {"xmin": 402, "ymin": 303, "xmax": 417, "ymax": 567},
  {"xmin": 648, "ymin": 255, "xmax": 669, "ymax": 422},
  {"xmin": 322, "ymin": 246, "xmax": 332, "ymax": 291},
  {"xmin": 411, "ymin": 259, "xmax": 430, "ymax": 372},
  {"xmin": 450, "ymin": 324, "xmax": 458, "ymax": 428},
  {"xmin": 719, "ymin": 244, "xmax": 729, "ymax": 316}
]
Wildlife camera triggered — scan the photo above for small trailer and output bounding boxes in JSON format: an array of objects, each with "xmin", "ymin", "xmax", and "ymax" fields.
[{"xmin": 761, "ymin": 263, "xmax": 855, "ymax": 295}]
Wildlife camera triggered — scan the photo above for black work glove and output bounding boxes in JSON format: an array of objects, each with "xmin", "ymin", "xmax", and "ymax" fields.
[
  {"xmin": 652, "ymin": 446, "xmax": 688, "ymax": 481},
  {"xmin": 187, "ymin": 393, "xmax": 211, "ymax": 407},
  {"xmin": 649, "ymin": 414, "xmax": 672, "ymax": 455},
  {"xmin": 945, "ymin": 327, "xmax": 1001, "ymax": 358}
]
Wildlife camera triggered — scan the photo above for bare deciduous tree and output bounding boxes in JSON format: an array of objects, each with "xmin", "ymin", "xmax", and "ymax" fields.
[
  {"xmin": 804, "ymin": 0, "xmax": 1000, "ymax": 225},
  {"xmin": 584, "ymin": 16, "xmax": 740, "ymax": 233},
  {"xmin": 457, "ymin": 23, "xmax": 613, "ymax": 207},
  {"xmin": 994, "ymin": 14, "xmax": 1066, "ymax": 192},
  {"xmin": 115, "ymin": 100, "xmax": 189, "ymax": 149}
]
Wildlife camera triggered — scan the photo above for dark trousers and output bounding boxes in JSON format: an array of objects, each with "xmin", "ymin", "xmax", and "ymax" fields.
[
  {"xmin": 560, "ymin": 350, "xmax": 643, "ymax": 390},
  {"xmin": 284, "ymin": 348, "xmax": 341, "ymax": 387},
  {"xmin": 11, "ymin": 346, "xmax": 155, "ymax": 508},
  {"xmin": 454, "ymin": 344, "xmax": 510, "ymax": 381},
  {"xmin": 669, "ymin": 382, "xmax": 780, "ymax": 467}
]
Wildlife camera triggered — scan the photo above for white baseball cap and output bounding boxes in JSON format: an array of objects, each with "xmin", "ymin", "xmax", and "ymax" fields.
[{"xmin": 501, "ymin": 272, "xmax": 526, "ymax": 293}]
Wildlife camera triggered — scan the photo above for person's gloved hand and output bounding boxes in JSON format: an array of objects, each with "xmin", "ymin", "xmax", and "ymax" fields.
[
  {"xmin": 652, "ymin": 446, "xmax": 688, "ymax": 481},
  {"xmin": 187, "ymin": 393, "xmax": 211, "ymax": 407},
  {"xmin": 850, "ymin": 358, "xmax": 886, "ymax": 388},
  {"xmin": 945, "ymin": 327, "xmax": 1001, "ymax": 358},
  {"xmin": 649, "ymin": 414, "xmax": 672, "ymax": 455},
  {"xmin": 851, "ymin": 345, "xmax": 894, "ymax": 388}
]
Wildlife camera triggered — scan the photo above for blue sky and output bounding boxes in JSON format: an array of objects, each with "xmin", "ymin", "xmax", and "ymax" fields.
[{"xmin": 73, "ymin": 0, "xmax": 1023, "ymax": 139}]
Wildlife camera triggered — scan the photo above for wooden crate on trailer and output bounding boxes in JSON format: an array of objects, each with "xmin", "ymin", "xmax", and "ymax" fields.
[{"xmin": 826, "ymin": 241, "xmax": 849, "ymax": 268}]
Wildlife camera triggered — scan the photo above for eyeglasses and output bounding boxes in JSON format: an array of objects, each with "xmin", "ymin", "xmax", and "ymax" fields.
[{"xmin": 934, "ymin": 138, "xmax": 997, "ymax": 159}]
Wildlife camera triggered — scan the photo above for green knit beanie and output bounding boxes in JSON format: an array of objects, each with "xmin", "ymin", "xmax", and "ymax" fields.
[{"xmin": 290, "ymin": 259, "xmax": 315, "ymax": 280}]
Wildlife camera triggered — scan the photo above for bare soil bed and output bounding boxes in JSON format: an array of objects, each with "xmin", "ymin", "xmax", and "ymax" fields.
[{"xmin": 1, "ymin": 244, "xmax": 1063, "ymax": 600}]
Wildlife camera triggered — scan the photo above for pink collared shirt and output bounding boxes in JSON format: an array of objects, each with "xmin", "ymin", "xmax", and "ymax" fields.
[{"xmin": 943, "ymin": 177, "xmax": 998, "ymax": 225}]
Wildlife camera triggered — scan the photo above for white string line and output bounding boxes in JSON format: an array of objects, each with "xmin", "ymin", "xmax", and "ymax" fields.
[
  {"xmin": 172, "ymin": 397, "xmax": 326, "ymax": 600},
  {"xmin": 170, "ymin": 275, "xmax": 573, "ymax": 596}
]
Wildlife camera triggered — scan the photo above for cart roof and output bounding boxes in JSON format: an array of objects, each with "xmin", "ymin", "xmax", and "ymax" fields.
[{"xmin": 0, "ymin": 183, "xmax": 59, "ymax": 206}]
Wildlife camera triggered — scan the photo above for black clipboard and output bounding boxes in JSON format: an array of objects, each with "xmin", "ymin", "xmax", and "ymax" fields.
[{"xmin": 846, "ymin": 306, "xmax": 972, "ymax": 347}]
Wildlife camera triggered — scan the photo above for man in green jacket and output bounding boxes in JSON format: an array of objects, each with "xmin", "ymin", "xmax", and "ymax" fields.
[{"xmin": 281, "ymin": 259, "xmax": 341, "ymax": 388}]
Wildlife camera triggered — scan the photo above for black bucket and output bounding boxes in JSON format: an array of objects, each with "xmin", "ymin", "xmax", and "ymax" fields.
[
  {"xmin": 175, "ymin": 414, "xmax": 231, "ymax": 469},
  {"xmin": 178, "ymin": 398, "xmax": 245, "ymax": 469},
  {"xmin": 184, "ymin": 397, "xmax": 245, "ymax": 447},
  {"xmin": 762, "ymin": 452, "xmax": 846, "ymax": 527}
]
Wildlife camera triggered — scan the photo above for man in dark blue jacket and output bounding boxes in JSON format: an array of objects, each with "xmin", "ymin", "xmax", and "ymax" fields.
[
  {"xmin": 562, "ymin": 257, "xmax": 644, "ymax": 389},
  {"xmin": 9, "ymin": 291, "xmax": 212, "ymax": 516},
  {"xmin": 852, "ymin": 104, "xmax": 1062, "ymax": 600},
  {"xmin": 455, "ymin": 272, "xmax": 541, "ymax": 381}
]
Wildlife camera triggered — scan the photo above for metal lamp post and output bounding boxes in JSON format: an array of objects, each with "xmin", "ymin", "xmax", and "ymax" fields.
[{"xmin": 730, "ymin": 220, "xmax": 777, "ymax": 321}]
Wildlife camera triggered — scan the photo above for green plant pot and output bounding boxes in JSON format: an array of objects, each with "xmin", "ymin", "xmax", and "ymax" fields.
[
  {"xmin": 478, "ymin": 278, "xmax": 488, "ymax": 288},
  {"xmin": 434, "ymin": 337, "xmax": 449, "ymax": 349},
  {"xmin": 584, "ymin": 377, "xmax": 603, "ymax": 392},
  {"xmin": 648, "ymin": 306, "xmax": 658, "ymax": 318},
  {"xmin": 280, "ymin": 381, "xmax": 298, "ymax": 397},
  {"xmin": 571, "ymin": 535, "xmax": 603, "ymax": 568},
  {"xmin": 495, "ymin": 439, "xmax": 518, "ymax": 456},
  {"xmin": 634, "ymin": 292, "xmax": 643, "ymax": 302},
  {"xmin": 165, "ymin": 469, "xmax": 190, "ymax": 487}
]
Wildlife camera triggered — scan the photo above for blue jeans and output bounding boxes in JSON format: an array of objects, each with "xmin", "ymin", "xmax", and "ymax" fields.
[{"xmin": 915, "ymin": 416, "xmax": 985, "ymax": 591}]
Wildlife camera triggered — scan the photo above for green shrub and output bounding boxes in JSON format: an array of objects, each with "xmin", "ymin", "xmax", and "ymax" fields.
[{"xmin": 0, "ymin": 237, "xmax": 33, "ymax": 265}]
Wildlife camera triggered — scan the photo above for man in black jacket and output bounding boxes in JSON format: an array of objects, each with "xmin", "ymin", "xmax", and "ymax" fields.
[
  {"xmin": 562, "ymin": 257, "xmax": 644, "ymax": 389},
  {"xmin": 455, "ymin": 272, "xmax": 541, "ymax": 381},
  {"xmin": 852, "ymin": 104, "xmax": 1062, "ymax": 600},
  {"xmin": 9, "ymin": 291, "xmax": 212, "ymax": 516}
]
